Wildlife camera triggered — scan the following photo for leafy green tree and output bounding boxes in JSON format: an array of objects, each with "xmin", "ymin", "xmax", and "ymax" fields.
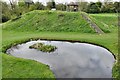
[
  {"xmin": 18, "ymin": 1, "xmax": 26, "ymax": 7},
  {"xmin": 18, "ymin": 1, "xmax": 29, "ymax": 14},
  {"xmin": 47, "ymin": 0, "xmax": 56, "ymax": 10},
  {"xmin": 101, "ymin": 2, "xmax": 115, "ymax": 13},
  {"xmin": 56, "ymin": 3, "xmax": 66, "ymax": 11},
  {"xmin": 114, "ymin": 2, "xmax": 120, "ymax": 13},
  {"xmin": 2, "ymin": 2, "xmax": 11, "ymax": 22},
  {"xmin": 34, "ymin": 2, "xmax": 45, "ymax": 10},
  {"xmin": 29, "ymin": 4, "xmax": 36, "ymax": 11},
  {"xmin": 96, "ymin": 2, "xmax": 102, "ymax": 8},
  {"xmin": 46, "ymin": 2, "xmax": 53, "ymax": 10},
  {"xmin": 87, "ymin": 2, "xmax": 100, "ymax": 13},
  {"xmin": 79, "ymin": 2, "xmax": 88, "ymax": 12},
  {"xmin": 29, "ymin": 2, "xmax": 44, "ymax": 11},
  {"xmin": 96, "ymin": 2, "xmax": 102, "ymax": 12}
]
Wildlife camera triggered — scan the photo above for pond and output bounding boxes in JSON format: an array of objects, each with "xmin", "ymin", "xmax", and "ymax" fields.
[{"xmin": 6, "ymin": 40, "xmax": 115, "ymax": 78}]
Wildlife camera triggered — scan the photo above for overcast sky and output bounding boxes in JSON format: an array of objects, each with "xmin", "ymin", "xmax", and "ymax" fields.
[{"xmin": 2, "ymin": 0, "xmax": 120, "ymax": 5}]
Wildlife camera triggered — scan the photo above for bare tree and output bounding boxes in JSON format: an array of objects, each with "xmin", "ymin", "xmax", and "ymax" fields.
[
  {"xmin": 9, "ymin": 0, "xmax": 13, "ymax": 9},
  {"xmin": 9, "ymin": 0, "xmax": 18, "ymax": 9}
]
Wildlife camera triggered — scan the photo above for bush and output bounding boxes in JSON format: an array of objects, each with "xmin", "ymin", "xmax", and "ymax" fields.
[{"xmin": 2, "ymin": 14, "xmax": 10, "ymax": 22}]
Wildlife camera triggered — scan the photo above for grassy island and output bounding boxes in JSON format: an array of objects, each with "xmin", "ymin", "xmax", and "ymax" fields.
[{"xmin": 29, "ymin": 43, "xmax": 57, "ymax": 53}]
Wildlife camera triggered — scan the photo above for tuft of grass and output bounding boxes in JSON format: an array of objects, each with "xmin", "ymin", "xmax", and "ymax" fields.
[
  {"xmin": 29, "ymin": 43, "xmax": 57, "ymax": 53},
  {"xmin": 29, "ymin": 43, "xmax": 44, "ymax": 49}
]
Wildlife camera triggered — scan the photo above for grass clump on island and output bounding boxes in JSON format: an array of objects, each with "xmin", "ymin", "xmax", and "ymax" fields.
[{"xmin": 29, "ymin": 43, "xmax": 57, "ymax": 53}]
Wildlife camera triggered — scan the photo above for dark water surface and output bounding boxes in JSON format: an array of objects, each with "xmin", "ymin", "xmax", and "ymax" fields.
[{"xmin": 7, "ymin": 40, "xmax": 115, "ymax": 78}]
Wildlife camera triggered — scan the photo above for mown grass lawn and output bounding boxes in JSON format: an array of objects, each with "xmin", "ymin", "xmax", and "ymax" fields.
[
  {"xmin": 1, "ymin": 11, "xmax": 119, "ymax": 79},
  {"xmin": 2, "ymin": 53, "xmax": 55, "ymax": 78}
]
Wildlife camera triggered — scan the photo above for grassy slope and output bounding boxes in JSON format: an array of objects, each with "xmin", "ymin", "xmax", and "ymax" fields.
[
  {"xmin": 90, "ymin": 13, "xmax": 118, "ymax": 33},
  {"xmin": 2, "ymin": 11, "xmax": 118, "ymax": 78},
  {"xmin": 3, "ymin": 10, "xmax": 95, "ymax": 33},
  {"xmin": 90, "ymin": 14, "xmax": 118, "ymax": 27}
]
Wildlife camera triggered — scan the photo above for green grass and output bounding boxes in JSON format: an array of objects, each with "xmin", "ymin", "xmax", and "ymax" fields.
[
  {"xmin": 2, "ymin": 11, "xmax": 119, "ymax": 79},
  {"xmin": 90, "ymin": 13, "xmax": 118, "ymax": 27},
  {"xmin": 2, "ymin": 53, "xmax": 55, "ymax": 78},
  {"xmin": 90, "ymin": 13, "xmax": 118, "ymax": 33},
  {"xmin": 3, "ymin": 10, "xmax": 95, "ymax": 33}
]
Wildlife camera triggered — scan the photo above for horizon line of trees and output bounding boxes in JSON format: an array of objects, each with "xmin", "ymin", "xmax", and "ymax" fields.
[{"xmin": 1, "ymin": 0, "xmax": 120, "ymax": 22}]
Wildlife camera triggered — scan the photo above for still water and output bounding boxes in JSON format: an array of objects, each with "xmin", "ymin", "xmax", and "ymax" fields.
[{"xmin": 7, "ymin": 40, "xmax": 115, "ymax": 78}]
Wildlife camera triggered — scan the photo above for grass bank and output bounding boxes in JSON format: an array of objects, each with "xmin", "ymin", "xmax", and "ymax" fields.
[
  {"xmin": 3, "ymin": 10, "xmax": 95, "ymax": 33},
  {"xmin": 2, "ymin": 53, "xmax": 55, "ymax": 78}
]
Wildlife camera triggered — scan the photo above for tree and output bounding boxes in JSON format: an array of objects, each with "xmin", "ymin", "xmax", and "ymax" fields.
[
  {"xmin": 29, "ymin": 4, "xmax": 36, "ymax": 11},
  {"xmin": 78, "ymin": 2, "xmax": 88, "ymax": 12},
  {"xmin": 46, "ymin": 2, "xmax": 53, "ymax": 10},
  {"xmin": 2, "ymin": 2, "xmax": 11, "ymax": 22},
  {"xmin": 51, "ymin": 0, "xmax": 56, "ymax": 8},
  {"xmin": 87, "ymin": 2, "xmax": 100, "ymax": 13},
  {"xmin": 96, "ymin": 2, "xmax": 102, "ymax": 8},
  {"xmin": 78, "ymin": 0, "xmax": 84, "ymax": 11},
  {"xmin": 18, "ymin": 1, "xmax": 26, "ymax": 7},
  {"xmin": 34, "ymin": 2, "xmax": 44, "ymax": 10},
  {"xmin": 114, "ymin": 2, "xmax": 120, "ymax": 13},
  {"xmin": 101, "ymin": 2, "xmax": 115, "ymax": 13},
  {"xmin": 18, "ymin": 1, "xmax": 29, "ymax": 14},
  {"xmin": 95, "ymin": 2, "xmax": 103, "ymax": 12},
  {"xmin": 24, "ymin": 0, "xmax": 34, "ymax": 8},
  {"xmin": 9, "ymin": 0, "xmax": 13, "ymax": 9},
  {"xmin": 56, "ymin": 3, "xmax": 66, "ymax": 11},
  {"xmin": 46, "ymin": 0, "xmax": 56, "ymax": 10}
]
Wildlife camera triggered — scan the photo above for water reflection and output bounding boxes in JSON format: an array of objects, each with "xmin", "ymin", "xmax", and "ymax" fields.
[{"xmin": 7, "ymin": 40, "xmax": 115, "ymax": 78}]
